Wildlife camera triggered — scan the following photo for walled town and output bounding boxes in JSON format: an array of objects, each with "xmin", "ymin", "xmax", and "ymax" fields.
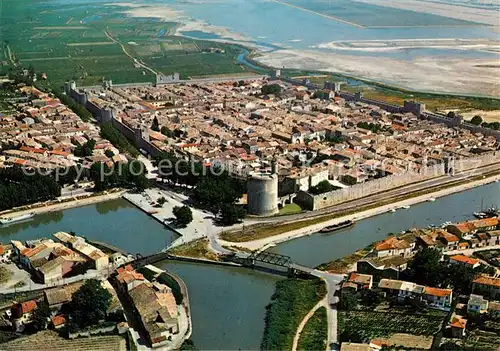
[{"xmin": 0, "ymin": 75, "xmax": 499, "ymax": 350}]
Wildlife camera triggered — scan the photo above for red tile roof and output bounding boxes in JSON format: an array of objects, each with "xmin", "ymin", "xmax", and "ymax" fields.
[
  {"xmin": 450, "ymin": 255, "xmax": 479, "ymax": 266},
  {"xmin": 20, "ymin": 300, "xmax": 37, "ymax": 314},
  {"xmin": 473, "ymin": 275, "xmax": 500, "ymax": 288},
  {"xmin": 450, "ymin": 316, "xmax": 467, "ymax": 329},
  {"xmin": 51, "ymin": 315, "xmax": 66, "ymax": 326},
  {"xmin": 424, "ymin": 286, "xmax": 452, "ymax": 298}
]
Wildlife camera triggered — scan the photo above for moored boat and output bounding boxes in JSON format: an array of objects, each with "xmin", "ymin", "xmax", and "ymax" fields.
[
  {"xmin": 0, "ymin": 212, "xmax": 35, "ymax": 225},
  {"xmin": 320, "ymin": 220, "xmax": 355, "ymax": 234}
]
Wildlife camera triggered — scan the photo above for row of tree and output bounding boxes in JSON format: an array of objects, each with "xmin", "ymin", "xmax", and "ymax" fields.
[
  {"xmin": 89, "ymin": 161, "xmax": 150, "ymax": 192},
  {"xmin": 100, "ymin": 122, "xmax": 140, "ymax": 157},
  {"xmin": 155, "ymin": 152, "xmax": 246, "ymax": 225},
  {"xmin": 0, "ymin": 167, "xmax": 61, "ymax": 211}
]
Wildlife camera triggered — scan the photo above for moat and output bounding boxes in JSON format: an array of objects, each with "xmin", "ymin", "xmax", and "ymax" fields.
[{"xmin": 0, "ymin": 182, "xmax": 499, "ymax": 349}]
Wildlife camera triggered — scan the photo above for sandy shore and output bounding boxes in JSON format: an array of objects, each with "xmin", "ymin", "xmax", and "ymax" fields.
[
  {"xmin": 0, "ymin": 191, "xmax": 126, "ymax": 219},
  {"xmin": 353, "ymin": 0, "xmax": 500, "ymax": 26},
  {"xmin": 256, "ymin": 49, "xmax": 500, "ymax": 97},
  {"xmin": 218, "ymin": 174, "xmax": 500, "ymax": 251}
]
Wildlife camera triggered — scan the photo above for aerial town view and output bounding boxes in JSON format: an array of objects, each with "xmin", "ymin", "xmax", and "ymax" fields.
[{"xmin": 0, "ymin": 0, "xmax": 499, "ymax": 350}]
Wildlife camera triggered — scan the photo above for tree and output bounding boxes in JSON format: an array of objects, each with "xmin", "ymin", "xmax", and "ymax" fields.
[
  {"xmin": 470, "ymin": 115, "xmax": 483, "ymax": 126},
  {"xmin": 69, "ymin": 279, "xmax": 112, "ymax": 329},
  {"xmin": 447, "ymin": 111, "xmax": 456, "ymax": 118},
  {"xmin": 74, "ymin": 139, "xmax": 96, "ymax": 157},
  {"xmin": 173, "ymin": 205, "xmax": 193, "ymax": 226},
  {"xmin": 261, "ymin": 83, "xmax": 281, "ymax": 95},
  {"xmin": 193, "ymin": 172, "xmax": 245, "ymax": 213},
  {"xmin": 31, "ymin": 303, "xmax": 50, "ymax": 331},
  {"xmin": 309, "ymin": 180, "xmax": 337, "ymax": 195},
  {"xmin": 161, "ymin": 126, "xmax": 174, "ymax": 138},
  {"xmin": 340, "ymin": 292, "xmax": 358, "ymax": 311},
  {"xmin": 100, "ymin": 122, "xmax": 139, "ymax": 157},
  {"xmin": 157, "ymin": 197, "xmax": 167, "ymax": 206},
  {"xmin": 407, "ymin": 248, "xmax": 442, "ymax": 287},
  {"xmin": 219, "ymin": 203, "xmax": 246, "ymax": 225},
  {"xmin": 104, "ymin": 149, "xmax": 115, "ymax": 158},
  {"xmin": 151, "ymin": 116, "xmax": 160, "ymax": 132}
]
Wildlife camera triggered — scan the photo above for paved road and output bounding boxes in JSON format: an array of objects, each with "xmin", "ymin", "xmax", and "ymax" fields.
[{"xmin": 309, "ymin": 269, "xmax": 344, "ymax": 347}]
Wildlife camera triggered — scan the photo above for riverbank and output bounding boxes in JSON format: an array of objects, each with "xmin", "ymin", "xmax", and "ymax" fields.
[
  {"xmin": 0, "ymin": 190, "xmax": 126, "ymax": 220},
  {"xmin": 218, "ymin": 172, "xmax": 500, "ymax": 251}
]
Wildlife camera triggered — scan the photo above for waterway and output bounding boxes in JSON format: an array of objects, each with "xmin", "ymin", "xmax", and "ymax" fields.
[{"xmin": 1, "ymin": 182, "xmax": 499, "ymax": 348}]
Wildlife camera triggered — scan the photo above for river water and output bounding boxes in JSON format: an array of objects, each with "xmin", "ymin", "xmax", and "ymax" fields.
[{"xmin": 1, "ymin": 182, "xmax": 499, "ymax": 348}]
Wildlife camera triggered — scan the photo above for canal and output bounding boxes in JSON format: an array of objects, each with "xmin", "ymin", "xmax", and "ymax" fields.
[{"xmin": 0, "ymin": 182, "xmax": 499, "ymax": 349}]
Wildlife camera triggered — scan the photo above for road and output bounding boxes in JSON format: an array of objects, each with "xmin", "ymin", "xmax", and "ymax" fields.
[
  {"xmin": 310, "ymin": 269, "xmax": 344, "ymax": 347},
  {"xmin": 104, "ymin": 30, "xmax": 158, "ymax": 76},
  {"xmin": 291, "ymin": 262, "xmax": 344, "ymax": 348}
]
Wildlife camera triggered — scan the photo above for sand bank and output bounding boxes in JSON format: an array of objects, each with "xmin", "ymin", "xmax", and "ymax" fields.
[{"xmin": 255, "ymin": 49, "xmax": 500, "ymax": 97}]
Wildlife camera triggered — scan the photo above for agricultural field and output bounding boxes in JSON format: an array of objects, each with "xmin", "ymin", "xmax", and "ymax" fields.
[
  {"xmin": 0, "ymin": 330, "xmax": 126, "ymax": 351},
  {"xmin": 0, "ymin": 0, "xmax": 259, "ymax": 87},
  {"xmin": 338, "ymin": 309, "xmax": 445, "ymax": 342}
]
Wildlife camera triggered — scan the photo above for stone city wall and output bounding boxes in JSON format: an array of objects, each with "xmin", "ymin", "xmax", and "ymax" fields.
[{"xmin": 296, "ymin": 152, "xmax": 499, "ymax": 211}]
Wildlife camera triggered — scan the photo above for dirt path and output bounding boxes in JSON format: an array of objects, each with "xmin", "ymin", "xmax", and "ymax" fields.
[
  {"xmin": 292, "ymin": 297, "xmax": 327, "ymax": 351},
  {"xmin": 103, "ymin": 30, "xmax": 158, "ymax": 75}
]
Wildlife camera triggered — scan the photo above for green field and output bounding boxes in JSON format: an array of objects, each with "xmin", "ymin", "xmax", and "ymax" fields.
[{"xmin": 0, "ymin": 0, "xmax": 258, "ymax": 87}]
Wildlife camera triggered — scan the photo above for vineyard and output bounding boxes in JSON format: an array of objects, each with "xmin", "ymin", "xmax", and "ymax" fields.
[
  {"xmin": 0, "ymin": 330, "xmax": 126, "ymax": 351},
  {"xmin": 0, "ymin": 0, "xmax": 259, "ymax": 87},
  {"xmin": 338, "ymin": 310, "xmax": 445, "ymax": 341}
]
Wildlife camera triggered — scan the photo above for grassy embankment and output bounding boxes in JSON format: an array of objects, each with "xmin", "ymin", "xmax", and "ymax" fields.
[
  {"xmin": 261, "ymin": 278, "xmax": 326, "ymax": 350},
  {"xmin": 317, "ymin": 244, "xmax": 374, "ymax": 273},
  {"xmin": 297, "ymin": 306, "xmax": 328, "ymax": 351},
  {"xmin": 278, "ymin": 203, "xmax": 302, "ymax": 215},
  {"xmin": 221, "ymin": 169, "xmax": 500, "ymax": 243},
  {"xmin": 168, "ymin": 238, "xmax": 219, "ymax": 261}
]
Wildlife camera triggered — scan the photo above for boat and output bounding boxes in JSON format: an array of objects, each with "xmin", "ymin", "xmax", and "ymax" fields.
[
  {"xmin": 427, "ymin": 197, "xmax": 436, "ymax": 202},
  {"xmin": 0, "ymin": 212, "xmax": 35, "ymax": 225},
  {"xmin": 320, "ymin": 220, "xmax": 355, "ymax": 234},
  {"xmin": 399, "ymin": 205, "xmax": 411, "ymax": 210},
  {"xmin": 390, "ymin": 208, "xmax": 397, "ymax": 213},
  {"xmin": 473, "ymin": 212, "xmax": 487, "ymax": 219}
]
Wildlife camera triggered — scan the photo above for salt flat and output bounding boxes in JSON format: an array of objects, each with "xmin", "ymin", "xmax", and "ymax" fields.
[{"xmin": 256, "ymin": 49, "xmax": 500, "ymax": 97}]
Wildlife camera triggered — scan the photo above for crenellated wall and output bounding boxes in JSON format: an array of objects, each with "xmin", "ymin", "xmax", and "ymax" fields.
[{"xmin": 295, "ymin": 153, "xmax": 499, "ymax": 211}]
